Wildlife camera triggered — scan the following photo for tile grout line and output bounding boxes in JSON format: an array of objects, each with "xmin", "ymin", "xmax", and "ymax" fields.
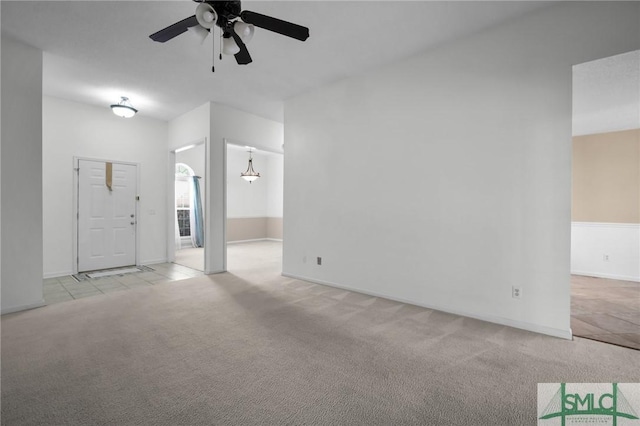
[{"xmin": 44, "ymin": 263, "xmax": 204, "ymax": 305}]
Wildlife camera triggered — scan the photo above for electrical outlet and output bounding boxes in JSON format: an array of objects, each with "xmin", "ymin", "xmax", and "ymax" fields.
[
  {"xmin": 603, "ymin": 254, "xmax": 610, "ymax": 262},
  {"xmin": 512, "ymin": 286, "xmax": 522, "ymax": 299},
  {"xmin": 317, "ymin": 257, "xmax": 322, "ymax": 266}
]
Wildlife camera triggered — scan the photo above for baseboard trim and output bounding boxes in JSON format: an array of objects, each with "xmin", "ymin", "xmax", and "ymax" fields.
[
  {"xmin": 282, "ymin": 273, "xmax": 573, "ymax": 341},
  {"xmin": 43, "ymin": 270, "xmax": 73, "ymax": 279},
  {"xmin": 571, "ymin": 270, "xmax": 640, "ymax": 283},
  {"xmin": 1, "ymin": 299, "xmax": 46, "ymax": 315},
  {"xmin": 139, "ymin": 258, "xmax": 168, "ymax": 266},
  {"xmin": 228, "ymin": 238, "xmax": 281, "ymax": 244},
  {"xmin": 205, "ymin": 269, "xmax": 226, "ymax": 275},
  {"xmin": 572, "ymin": 222, "xmax": 640, "ymax": 229}
]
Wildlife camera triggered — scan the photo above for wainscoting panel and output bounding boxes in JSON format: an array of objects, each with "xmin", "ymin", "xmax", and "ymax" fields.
[
  {"xmin": 267, "ymin": 217, "xmax": 283, "ymax": 240},
  {"xmin": 571, "ymin": 222, "xmax": 640, "ymax": 282},
  {"xmin": 227, "ymin": 217, "xmax": 283, "ymax": 242}
]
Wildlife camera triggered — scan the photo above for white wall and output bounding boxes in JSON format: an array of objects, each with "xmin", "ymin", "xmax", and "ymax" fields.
[
  {"xmin": 572, "ymin": 223, "xmax": 640, "ymax": 282},
  {"xmin": 1, "ymin": 37, "xmax": 45, "ymax": 313},
  {"xmin": 283, "ymin": 2, "xmax": 640, "ymax": 338},
  {"xmin": 42, "ymin": 96, "xmax": 169, "ymax": 277},
  {"xmin": 168, "ymin": 102, "xmax": 210, "ymax": 151},
  {"xmin": 227, "ymin": 146, "xmax": 269, "ymax": 218}
]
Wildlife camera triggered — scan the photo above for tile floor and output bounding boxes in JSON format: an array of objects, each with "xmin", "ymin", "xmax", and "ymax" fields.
[
  {"xmin": 571, "ymin": 275, "xmax": 640, "ymax": 350},
  {"xmin": 43, "ymin": 263, "xmax": 204, "ymax": 305},
  {"xmin": 43, "ymin": 241, "xmax": 281, "ymax": 306}
]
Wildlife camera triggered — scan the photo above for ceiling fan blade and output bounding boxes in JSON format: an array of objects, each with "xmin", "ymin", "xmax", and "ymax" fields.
[
  {"xmin": 240, "ymin": 10, "xmax": 309, "ymax": 41},
  {"xmin": 230, "ymin": 30, "xmax": 252, "ymax": 65},
  {"xmin": 150, "ymin": 15, "xmax": 199, "ymax": 43}
]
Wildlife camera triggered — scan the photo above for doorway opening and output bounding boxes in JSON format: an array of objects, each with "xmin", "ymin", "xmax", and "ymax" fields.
[
  {"xmin": 171, "ymin": 142, "xmax": 206, "ymax": 272},
  {"xmin": 570, "ymin": 50, "xmax": 640, "ymax": 350},
  {"xmin": 225, "ymin": 141, "xmax": 284, "ymax": 274}
]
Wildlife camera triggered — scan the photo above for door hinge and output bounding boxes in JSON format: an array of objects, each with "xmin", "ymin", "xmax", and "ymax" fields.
[{"xmin": 136, "ymin": 196, "xmax": 140, "ymax": 201}]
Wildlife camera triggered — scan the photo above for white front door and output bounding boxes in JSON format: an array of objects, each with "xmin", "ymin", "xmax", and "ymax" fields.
[{"xmin": 77, "ymin": 159, "xmax": 137, "ymax": 272}]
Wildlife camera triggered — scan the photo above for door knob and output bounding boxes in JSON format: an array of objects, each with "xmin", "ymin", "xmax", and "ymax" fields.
[
  {"xmin": 130, "ymin": 222, "xmax": 135, "ymax": 225},
  {"xmin": 130, "ymin": 214, "xmax": 135, "ymax": 218}
]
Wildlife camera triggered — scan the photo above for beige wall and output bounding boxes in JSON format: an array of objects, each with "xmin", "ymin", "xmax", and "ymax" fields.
[
  {"xmin": 267, "ymin": 217, "xmax": 283, "ymax": 240},
  {"xmin": 227, "ymin": 217, "xmax": 283, "ymax": 242},
  {"xmin": 572, "ymin": 129, "xmax": 640, "ymax": 223}
]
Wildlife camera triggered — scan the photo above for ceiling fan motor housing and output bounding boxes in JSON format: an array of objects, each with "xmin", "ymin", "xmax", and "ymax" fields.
[{"xmin": 197, "ymin": 1, "xmax": 242, "ymax": 24}]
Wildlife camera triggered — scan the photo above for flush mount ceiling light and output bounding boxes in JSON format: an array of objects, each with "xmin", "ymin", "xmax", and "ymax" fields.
[
  {"xmin": 110, "ymin": 97, "xmax": 138, "ymax": 118},
  {"xmin": 240, "ymin": 148, "xmax": 260, "ymax": 183}
]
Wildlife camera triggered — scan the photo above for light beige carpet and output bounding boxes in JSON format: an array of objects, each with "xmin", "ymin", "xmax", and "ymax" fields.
[
  {"xmin": 2, "ymin": 243, "xmax": 638, "ymax": 424},
  {"xmin": 174, "ymin": 247, "xmax": 204, "ymax": 271}
]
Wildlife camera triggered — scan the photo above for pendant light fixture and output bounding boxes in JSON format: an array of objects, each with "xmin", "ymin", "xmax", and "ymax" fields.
[
  {"xmin": 240, "ymin": 148, "xmax": 260, "ymax": 183},
  {"xmin": 110, "ymin": 96, "xmax": 138, "ymax": 118}
]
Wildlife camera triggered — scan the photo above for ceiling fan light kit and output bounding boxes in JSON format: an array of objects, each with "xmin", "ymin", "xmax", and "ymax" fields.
[
  {"xmin": 187, "ymin": 25, "xmax": 210, "ymax": 44},
  {"xmin": 233, "ymin": 21, "xmax": 254, "ymax": 43},
  {"xmin": 149, "ymin": 0, "xmax": 309, "ymax": 71},
  {"xmin": 110, "ymin": 97, "xmax": 137, "ymax": 118},
  {"xmin": 195, "ymin": 3, "xmax": 217, "ymax": 29},
  {"xmin": 222, "ymin": 36, "xmax": 241, "ymax": 55}
]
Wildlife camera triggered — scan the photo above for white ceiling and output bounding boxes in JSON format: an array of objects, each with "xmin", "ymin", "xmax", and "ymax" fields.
[
  {"xmin": 573, "ymin": 50, "xmax": 640, "ymax": 136},
  {"xmin": 1, "ymin": 1, "xmax": 553, "ymax": 122}
]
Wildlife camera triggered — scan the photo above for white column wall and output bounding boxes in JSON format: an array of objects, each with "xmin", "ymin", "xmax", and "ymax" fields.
[
  {"xmin": 1, "ymin": 37, "xmax": 44, "ymax": 313},
  {"xmin": 266, "ymin": 154, "xmax": 284, "ymax": 218}
]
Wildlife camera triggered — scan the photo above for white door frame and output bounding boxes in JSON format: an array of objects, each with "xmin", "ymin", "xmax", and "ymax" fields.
[
  {"xmin": 72, "ymin": 156, "xmax": 140, "ymax": 275},
  {"xmin": 223, "ymin": 138, "xmax": 283, "ymax": 269},
  {"xmin": 168, "ymin": 138, "xmax": 210, "ymax": 271}
]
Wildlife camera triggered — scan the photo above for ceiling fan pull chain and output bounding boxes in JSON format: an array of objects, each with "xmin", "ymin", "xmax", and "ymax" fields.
[
  {"xmin": 219, "ymin": 30, "xmax": 223, "ymax": 61},
  {"xmin": 211, "ymin": 27, "xmax": 215, "ymax": 72}
]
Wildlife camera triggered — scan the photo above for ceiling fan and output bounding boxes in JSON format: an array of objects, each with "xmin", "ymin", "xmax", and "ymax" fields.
[{"xmin": 150, "ymin": 0, "xmax": 309, "ymax": 71}]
